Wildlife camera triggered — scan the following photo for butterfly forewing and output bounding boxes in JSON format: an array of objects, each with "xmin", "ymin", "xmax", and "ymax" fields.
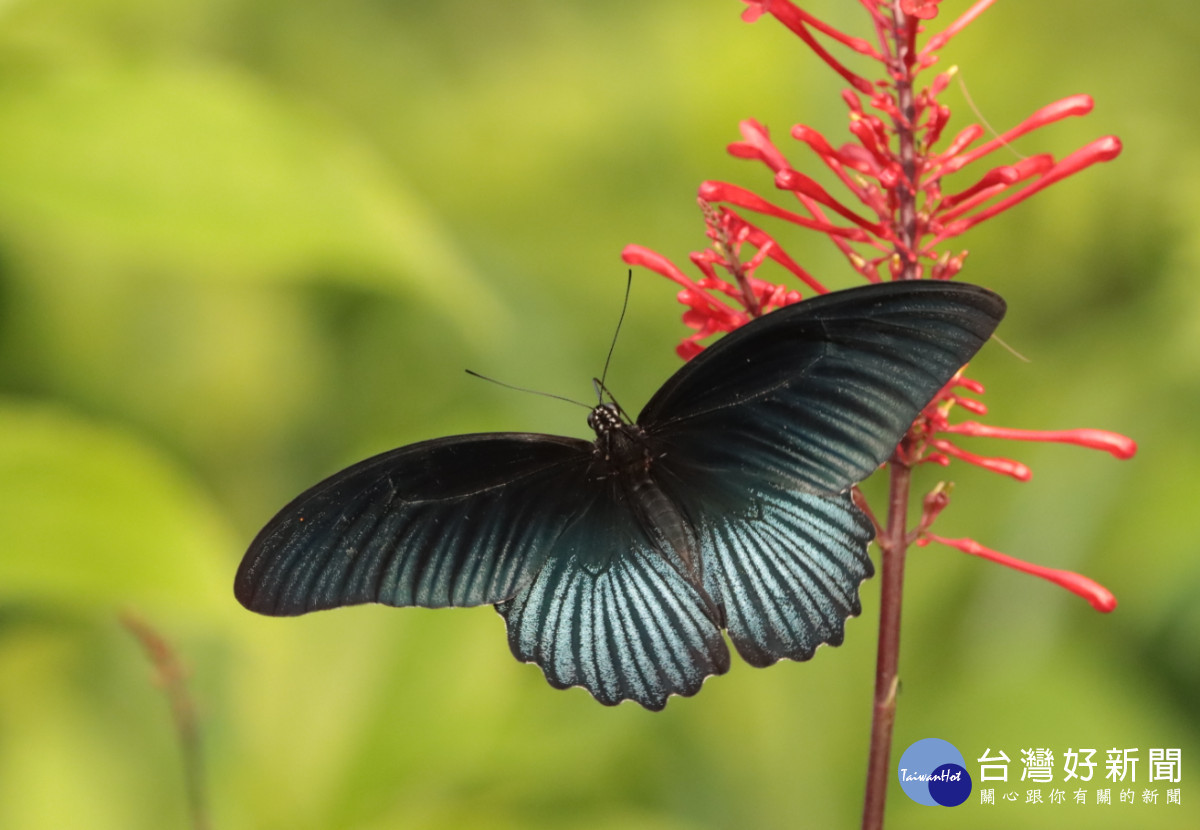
[
  {"xmin": 638, "ymin": 281, "xmax": 1007, "ymax": 493},
  {"xmin": 235, "ymin": 434, "xmax": 593, "ymax": 615}
]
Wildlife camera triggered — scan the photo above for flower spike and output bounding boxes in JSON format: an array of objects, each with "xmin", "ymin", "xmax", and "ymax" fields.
[{"xmin": 621, "ymin": 5, "xmax": 1133, "ymax": 823}]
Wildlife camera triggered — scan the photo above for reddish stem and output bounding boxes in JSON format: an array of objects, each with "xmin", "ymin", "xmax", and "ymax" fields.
[
  {"xmin": 121, "ymin": 611, "xmax": 209, "ymax": 830},
  {"xmin": 862, "ymin": 7, "xmax": 918, "ymax": 829},
  {"xmin": 863, "ymin": 456, "xmax": 912, "ymax": 830}
]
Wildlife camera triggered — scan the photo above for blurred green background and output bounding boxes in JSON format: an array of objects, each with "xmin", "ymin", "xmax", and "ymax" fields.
[{"xmin": 0, "ymin": 0, "xmax": 1195, "ymax": 827}]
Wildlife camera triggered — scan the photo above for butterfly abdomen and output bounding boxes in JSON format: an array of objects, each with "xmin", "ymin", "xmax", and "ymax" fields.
[
  {"xmin": 589, "ymin": 405, "xmax": 700, "ymax": 581},
  {"xmin": 629, "ymin": 473, "xmax": 696, "ymax": 575}
]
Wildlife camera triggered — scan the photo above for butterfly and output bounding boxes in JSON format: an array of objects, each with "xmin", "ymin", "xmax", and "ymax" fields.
[{"xmin": 236, "ymin": 280, "xmax": 1005, "ymax": 710}]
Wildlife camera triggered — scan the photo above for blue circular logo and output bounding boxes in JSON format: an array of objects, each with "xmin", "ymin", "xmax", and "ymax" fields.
[{"xmin": 897, "ymin": 738, "xmax": 972, "ymax": 807}]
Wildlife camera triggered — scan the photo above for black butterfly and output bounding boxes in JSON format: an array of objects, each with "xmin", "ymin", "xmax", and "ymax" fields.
[{"xmin": 236, "ymin": 280, "xmax": 1005, "ymax": 710}]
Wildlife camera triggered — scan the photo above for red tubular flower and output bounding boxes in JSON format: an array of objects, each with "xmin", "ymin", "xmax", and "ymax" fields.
[
  {"xmin": 934, "ymin": 137, "xmax": 1124, "ymax": 242},
  {"xmin": 941, "ymin": 422, "xmax": 1138, "ymax": 460},
  {"xmin": 940, "ymin": 95, "xmax": 1096, "ymax": 174},
  {"xmin": 921, "ymin": 534, "xmax": 1118, "ymax": 613},
  {"xmin": 928, "ymin": 439, "xmax": 1032, "ymax": 481}
]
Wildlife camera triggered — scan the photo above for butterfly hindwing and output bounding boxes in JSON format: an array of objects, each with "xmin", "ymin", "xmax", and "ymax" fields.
[
  {"xmin": 647, "ymin": 457, "xmax": 874, "ymax": 669},
  {"xmin": 495, "ymin": 476, "xmax": 730, "ymax": 710},
  {"xmin": 235, "ymin": 434, "xmax": 593, "ymax": 615},
  {"xmin": 699, "ymin": 489, "xmax": 874, "ymax": 667}
]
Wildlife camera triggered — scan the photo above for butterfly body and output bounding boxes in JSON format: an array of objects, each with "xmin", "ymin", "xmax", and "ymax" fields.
[
  {"xmin": 237, "ymin": 281, "xmax": 1006, "ymax": 710},
  {"xmin": 585, "ymin": 403, "xmax": 701, "ymax": 582}
]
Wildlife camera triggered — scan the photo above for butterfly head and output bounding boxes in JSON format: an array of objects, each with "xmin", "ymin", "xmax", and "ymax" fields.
[{"xmin": 587, "ymin": 402, "xmax": 624, "ymax": 437}]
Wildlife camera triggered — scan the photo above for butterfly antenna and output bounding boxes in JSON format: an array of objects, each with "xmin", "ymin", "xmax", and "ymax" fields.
[
  {"xmin": 465, "ymin": 370, "xmax": 592, "ymax": 410},
  {"xmin": 957, "ymin": 71, "xmax": 1024, "ymax": 161},
  {"xmin": 598, "ymin": 270, "xmax": 633, "ymax": 393},
  {"xmin": 592, "ymin": 377, "xmax": 634, "ymax": 423},
  {"xmin": 990, "ymin": 331, "xmax": 1031, "ymax": 363}
]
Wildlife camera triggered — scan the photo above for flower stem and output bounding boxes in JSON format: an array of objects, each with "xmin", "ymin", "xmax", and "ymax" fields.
[
  {"xmin": 862, "ymin": 458, "xmax": 912, "ymax": 830},
  {"xmin": 863, "ymin": 7, "xmax": 920, "ymax": 828}
]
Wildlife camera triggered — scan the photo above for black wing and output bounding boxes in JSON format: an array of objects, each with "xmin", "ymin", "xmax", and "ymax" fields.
[
  {"xmin": 235, "ymin": 434, "xmax": 594, "ymax": 615},
  {"xmin": 638, "ymin": 280, "xmax": 1006, "ymax": 492},
  {"xmin": 703, "ymin": 487, "xmax": 874, "ymax": 666},
  {"xmin": 641, "ymin": 281, "xmax": 1005, "ymax": 667},
  {"xmin": 495, "ymin": 471, "xmax": 730, "ymax": 711}
]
